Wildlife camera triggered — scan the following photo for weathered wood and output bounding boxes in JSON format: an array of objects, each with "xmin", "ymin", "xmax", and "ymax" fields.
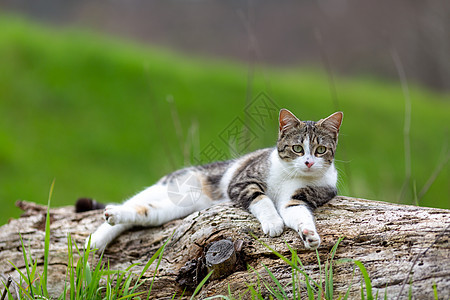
[
  {"xmin": 176, "ymin": 239, "xmax": 244, "ymax": 289},
  {"xmin": 205, "ymin": 239, "xmax": 237, "ymax": 280},
  {"xmin": 0, "ymin": 196, "xmax": 449, "ymax": 299}
]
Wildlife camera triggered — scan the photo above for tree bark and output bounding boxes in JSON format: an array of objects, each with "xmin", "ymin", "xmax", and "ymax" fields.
[{"xmin": 0, "ymin": 197, "xmax": 449, "ymax": 299}]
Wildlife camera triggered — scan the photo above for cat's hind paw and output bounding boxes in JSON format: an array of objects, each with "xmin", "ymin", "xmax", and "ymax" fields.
[
  {"xmin": 300, "ymin": 228, "xmax": 321, "ymax": 249},
  {"xmin": 85, "ymin": 233, "xmax": 107, "ymax": 253},
  {"xmin": 104, "ymin": 205, "xmax": 123, "ymax": 226},
  {"xmin": 261, "ymin": 217, "xmax": 285, "ymax": 237}
]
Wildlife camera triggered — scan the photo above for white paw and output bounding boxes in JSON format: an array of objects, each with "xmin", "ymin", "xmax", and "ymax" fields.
[
  {"xmin": 300, "ymin": 228, "xmax": 321, "ymax": 249},
  {"xmin": 104, "ymin": 205, "xmax": 122, "ymax": 226},
  {"xmin": 85, "ymin": 232, "xmax": 107, "ymax": 253},
  {"xmin": 261, "ymin": 217, "xmax": 285, "ymax": 237}
]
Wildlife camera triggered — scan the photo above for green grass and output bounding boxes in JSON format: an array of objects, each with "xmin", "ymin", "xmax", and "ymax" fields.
[{"xmin": 0, "ymin": 15, "xmax": 449, "ymax": 225}]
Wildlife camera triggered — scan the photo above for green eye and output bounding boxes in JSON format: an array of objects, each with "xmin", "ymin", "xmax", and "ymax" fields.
[
  {"xmin": 316, "ymin": 146, "xmax": 327, "ymax": 155},
  {"xmin": 292, "ymin": 145, "xmax": 304, "ymax": 154}
]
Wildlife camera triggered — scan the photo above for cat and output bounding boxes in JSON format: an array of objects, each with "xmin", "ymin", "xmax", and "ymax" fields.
[{"xmin": 87, "ymin": 109, "xmax": 343, "ymax": 252}]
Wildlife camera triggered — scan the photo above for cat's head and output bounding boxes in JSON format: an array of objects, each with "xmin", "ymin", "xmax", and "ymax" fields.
[{"xmin": 277, "ymin": 109, "xmax": 343, "ymax": 177}]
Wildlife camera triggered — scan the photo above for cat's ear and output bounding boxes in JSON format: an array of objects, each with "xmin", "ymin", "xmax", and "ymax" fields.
[
  {"xmin": 279, "ymin": 109, "xmax": 302, "ymax": 131},
  {"xmin": 317, "ymin": 112, "xmax": 343, "ymax": 134}
]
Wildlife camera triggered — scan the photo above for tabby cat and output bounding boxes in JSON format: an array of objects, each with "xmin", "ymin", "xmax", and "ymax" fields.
[{"xmin": 87, "ymin": 109, "xmax": 343, "ymax": 251}]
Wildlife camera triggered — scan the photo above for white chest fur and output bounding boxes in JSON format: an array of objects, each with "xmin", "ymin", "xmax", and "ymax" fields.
[{"xmin": 266, "ymin": 149, "xmax": 337, "ymax": 203}]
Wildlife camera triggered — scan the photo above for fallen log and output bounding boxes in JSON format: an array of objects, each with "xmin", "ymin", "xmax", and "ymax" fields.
[{"xmin": 0, "ymin": 196, "xmax": 449, "ymax": 299}]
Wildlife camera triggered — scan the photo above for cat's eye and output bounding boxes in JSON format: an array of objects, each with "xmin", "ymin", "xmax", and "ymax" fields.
[
  {"xmin": 315, "ymin": 146, "xmax": 327, "ymax": 155},
  {"xmin": 292, "ymin": 145, "xmax": 304, "ymax": 154}
]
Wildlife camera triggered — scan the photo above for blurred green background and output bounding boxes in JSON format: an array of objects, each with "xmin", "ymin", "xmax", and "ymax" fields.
[{"xmin": 0, "ymin": 13, "xmax": 449, "ymax": 225}]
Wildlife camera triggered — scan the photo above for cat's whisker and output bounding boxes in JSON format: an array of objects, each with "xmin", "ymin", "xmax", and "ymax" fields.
[{"xmin": 334, "ymin": 159, "xmax": 352, "ymax": 164}]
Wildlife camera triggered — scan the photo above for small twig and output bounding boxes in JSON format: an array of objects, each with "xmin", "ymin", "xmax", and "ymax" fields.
[
  {"xmin": 418, "ymin": 151, "xmax": 450, "ymax": 201},
  {"xmin": 412, "ymin": 180, "xmax": 418, "ymax": 206},
  {"xmin": 391, "ymin": 47, "xmax": 412, "ymax": 203},
  {"xmin": 237, "ymin": 1, "xmax": 275, "ymax": 158},
  {"xmin": 396, "ymin": 223, "xmax": 450, "ymax": 300},
  {"xmin": 314, "ymin": 28, "xmax": 340, "ymax": 112},
  {"xmin": 314, "ymin": 27, "xmax": 353, "ymax": 196},
  {"xmin": 146, "ymin": 91, "xmax": 177, "ymax": 171},
  {"xmin": 237, "ymin": 6, "xmax": 255, "ymax": 150},
  {"xmin": 167, "ymin": 95, "xmax": 190, "ymax": 165},
  {"xmin": 237, "ymin": 1, "xmax": 272, "ymax": 94},
  {"xmin": 188, "ymin": 118, "xmax": 200, "ymax": 165},
  {"xmin": 1, "ymin": 276, "xmax": 12, "ymax": 300}
]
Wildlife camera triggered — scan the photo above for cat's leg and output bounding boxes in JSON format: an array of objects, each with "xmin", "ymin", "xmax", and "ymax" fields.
[
  {"xmin": 227, "ymin": 170, "xmax": 285, "ymax": 237},
  {"xmin": 278, "ymin": 186, "xmax": 337, "ymax": 249},
  {"xmin": 87, "ymin": 171, "xmax": 215, "ymax": 250},
  {"xmin": 87, "ymin": 222, "xmax": 132, "ymax": 252},
  {"xmin": 86, "ymin": 185, "xmax": 207, "ymax": 251},
  {"xmin": 279, "ymin": 202, "xmax": 320, "ymax": 249},
  {"xmin": 248, "ymin": 195, "xmax": 285, "ymax": 237},
  {"xmin": 103, "ymin": 180, "xmax": 214, "ymax": 227}
]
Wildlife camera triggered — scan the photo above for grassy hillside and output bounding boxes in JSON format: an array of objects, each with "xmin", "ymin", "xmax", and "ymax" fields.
[{"xmin": 0, "ymin": 16, "xmax": 449, "ymax": 225}]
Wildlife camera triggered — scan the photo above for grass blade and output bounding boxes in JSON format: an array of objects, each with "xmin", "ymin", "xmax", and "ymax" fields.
[
  {"xmin": 432, "ymin": 281, "xmax": 438, "ymax": 300},
  {"xmin": 67, "ymin": 234, "xmax": 76, "ymax": 300},
  {"xmin": 190, "ymin": 271, "xmax": 214, "ymax": 300},
  {"xmin": 304, "ymin": 274, "xmax": 315, "ymax": 300},
  {"xmin": 41, "ymin": 178, "xmax": 55, "ymax": 297},
  {"xmin": 291, "ymin": 250, "xmax": 298, "ymax": 300},
  {"xmin": 147, "ymin": 242, "xmax": 166, "ymax": 298},
  {"xmin": 324, "ymin": 237, "xmax": 343, "ymax": 300},
  {"xmin": 325, "ymin": 261, "xmax": 333, "ymax": 300},
  {"xmin": 316, "ymin": 249, "xmax": 323, "ymax": 297},
  {"xmin": 127, "ymin": 234, "xmax": 172, "ymax": 297},
  {"xmin": 340, "ymin": 265, "xmax": 356, "ymax": 300},
  {"xmin": 117, "ymin": 291, "xmax": 145, "ymax": 300},
  {"xmin": 287, "ymin": 242, "xmax": 322, "ymax": 293},
  {"xmin": 262, "ymin": 263, "xmax": 287, "ymax": 299},
  {"xmin": 245, "ymin": 283, "xmax": 265, "ymax": 300},
  {"xmin": 257, "ymin": 233, "xmax": 321, "ymax": 290},
  {"xmin": 7, "ymin": 262, "xmax": 34, "ymax": 299},
  {"xmin": 18, "ymin": 234, "xmax": 34, "ymax": 298},
  {"xmin": 353, "ymin": 260, "xmax": 373, "ymax": 300}
]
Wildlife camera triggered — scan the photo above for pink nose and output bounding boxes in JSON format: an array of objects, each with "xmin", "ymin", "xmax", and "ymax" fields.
[{"xmin": 305, "ymin": 161, "xmax": 315, "ymax": 168}]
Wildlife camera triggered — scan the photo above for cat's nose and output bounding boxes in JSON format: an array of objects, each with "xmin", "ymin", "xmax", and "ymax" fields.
[{"xmin": 305, "ymin": 161, "xmax": 314, "ymax": 168}]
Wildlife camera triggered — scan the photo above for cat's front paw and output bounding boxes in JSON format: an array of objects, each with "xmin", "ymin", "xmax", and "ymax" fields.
[
  {"xmin": 261, "ymin": 217, "xmax": 285, "ymax": 237},
  {"xmin": 300, "ymin": 228, "xmax": 321, "ymax": 249},
  {"xmin": 104, "ymin": 205, "xmax": 122, "ymax": 226}
]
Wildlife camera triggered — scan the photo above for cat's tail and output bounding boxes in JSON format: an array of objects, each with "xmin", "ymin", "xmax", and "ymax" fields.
[{"xmin": 75, "ymin": 197, "xmax": 106, "ymax": 213}]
